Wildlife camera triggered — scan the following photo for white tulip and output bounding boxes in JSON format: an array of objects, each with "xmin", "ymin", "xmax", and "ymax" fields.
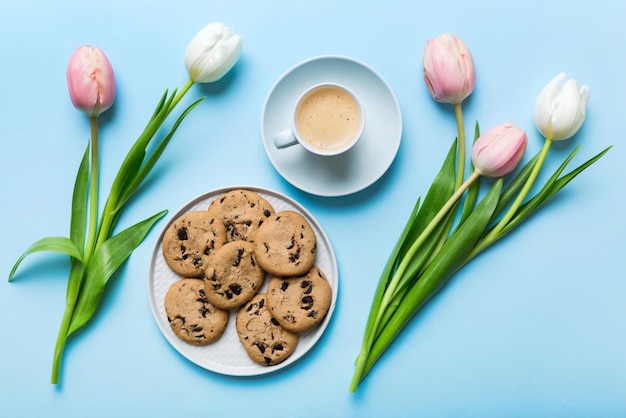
[
  {"xmin": 534, "ymin": 72, "xmax": 589, "ymax": 141},
  {"xmin": 184, "ymin": 22, "xmax": 242, "ymax": 83}
]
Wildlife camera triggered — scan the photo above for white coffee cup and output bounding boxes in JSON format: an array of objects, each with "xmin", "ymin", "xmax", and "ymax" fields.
[{"xmin": 273, "ymin": 82, "xmax": 365, "ymax": 156}]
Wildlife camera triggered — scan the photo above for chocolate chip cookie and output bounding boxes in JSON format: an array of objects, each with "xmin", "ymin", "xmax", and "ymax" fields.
[
  {"xmin": 203, "ymin": 241, "xmax": 265, "ymax": 310},
  {"xmin": 236, "ymin": 293, "xmax": 299, "ymax": 366},
  {"xmin": 161, "ymin": 211, "xmax": 227, "ymax": 278},
  {"xmin": 206, "ymin": 189, "xmax": 275, "ymax": 242},
  {"xmin": 253, "ymin": 210, "xmax": 317, "ymax": 277},
  {"xmin": 266, "ymin": 265, "xmax": 332, "ymax": 333},
  {"xmin": 164, "ymin": 278, "xmax": 229, "ymax": 345}
]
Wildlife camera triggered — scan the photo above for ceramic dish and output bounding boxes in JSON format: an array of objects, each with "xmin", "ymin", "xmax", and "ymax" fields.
[
  {"xmin": 261, "ymin": 55, "xmax": 402, "ymax": 197},
  {"xmin": 147, "ymin": 186, "xmax": 338, "ymax": 376}
]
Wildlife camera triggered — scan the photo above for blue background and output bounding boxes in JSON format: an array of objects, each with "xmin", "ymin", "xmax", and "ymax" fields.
[{"xmin": 1, "ymin": 1, "xmax": 624, "ymax": 417}]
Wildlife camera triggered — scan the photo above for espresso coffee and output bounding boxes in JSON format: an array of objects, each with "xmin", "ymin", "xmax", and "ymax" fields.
[{"xmin": 295, "ymin": 85, "xmax": 362, "ymax": 152}]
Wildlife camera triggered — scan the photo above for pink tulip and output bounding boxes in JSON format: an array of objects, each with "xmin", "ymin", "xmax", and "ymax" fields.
[
  {"xmin": 66, "ymin": 46, "xmax": 115, "ymax": 117},
  {"xmin": 472, "ymin": 123, "xmax": 527, "ymax": 178},
  {"xmin": 423, "ymin": 34, "xmax": 476, "ymax": 104}
]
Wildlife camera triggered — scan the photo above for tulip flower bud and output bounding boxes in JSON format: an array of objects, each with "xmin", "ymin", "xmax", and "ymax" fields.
[
  {"xmin": 472, "ymin": 123, "xmax": 527, "ymax": 178},
  {"xmin": 66, "ymin": 46, "xmax": 115, "ymax": 117},
  {"xmin": 184, "ymin": 22, "xmax": 243, "ymax": 83},
  {"xmin": 423, "ymin": 33, "xmax": 476, "ymax": 105},
  {"xmin": 533, "ymin": 72, "xmax": 589, "ymax": 141}
]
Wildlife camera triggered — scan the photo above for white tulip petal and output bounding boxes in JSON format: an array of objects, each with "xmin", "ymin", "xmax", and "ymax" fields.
[
  {"xmin": 579, "ymin": 84, "xmax": 590, "ymax": 112},
  {"xmin": 184, "ymin": 22, "xmax": 242, "ymax": 83},
  {"xmin": 534, "ymin": 73, "xmax": 566, "ymax": 137},
  {"xmin": 551, "ymin": 80, "xmax": 581, "ymax": 140},
  {"xmin": 533, "ymin": 72, "xmax": 589, "ymax": 141}
]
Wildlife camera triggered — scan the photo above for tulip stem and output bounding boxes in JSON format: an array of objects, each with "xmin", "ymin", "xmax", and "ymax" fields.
[
  {"xmin": 84, "ymin": 116, "xmax": 100, "ymax": 265},
  {"xmin": 453, "ymin": 103, "xmax": 466, "ymax": 190},
  {"xmin": 168, "ymin": 79, "xmax": 195, "ymax": 116}
]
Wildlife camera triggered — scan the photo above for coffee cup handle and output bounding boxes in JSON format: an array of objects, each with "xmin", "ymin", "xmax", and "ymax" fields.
[{"xmin": 273, "ymin": 129, "xmax": 299, "ymax": 149}]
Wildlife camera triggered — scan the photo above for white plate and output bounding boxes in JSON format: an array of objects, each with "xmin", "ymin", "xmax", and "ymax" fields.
[
  {"xmin": 261, "ymin": 55, "xmax": 402, "ymax": 197},
  {"xmin": 147, "ymin": 186, "xmax": 338, "ymax": 376}
]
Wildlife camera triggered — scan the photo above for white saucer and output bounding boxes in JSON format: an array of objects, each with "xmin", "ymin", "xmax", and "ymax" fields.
[{"xmin": 260, "ymin": 55, "xmax": 402, "ymax": 197}]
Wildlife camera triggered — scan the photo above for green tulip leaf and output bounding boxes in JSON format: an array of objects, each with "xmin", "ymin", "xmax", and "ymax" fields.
[
  {"xmin": 70, "ymin": 145, "xmax": 89, "ymax": 252},
  {"xmin": 361, "ymin": 140, "xmax": 458, "ymax": 338},
  {"xmin": 501, "ymin": 145, "xmax": 611, "ymax": 237},
  {"xmin": 97, "ymin": 90, "xmax": 176, "ymax": 242},
  {"xmin": 117, "ymin": 97, "xmax": 204, "ymax": 210},
  {"xmin": 65, "ymin": 145, "xmax": 90, "ymax": 303},
  {"xmin": 51, "ymin": 259, "xmax": 85, "ymax": 384},
  {"xmin": 66, "ymin": 210, "xmax": 167, "ymax": 336},
  {"xmin": 395, "ymin": 140, "xmax": 458, "ymax": 284},
  {"xmin": 363, "ymin": 179, "xmax": 503, "ymax": 379},
  {"xmin": 9, "ymin": 145, "xmax": 90, "ymax": 283},
  {"xmin": 97, "ymin": 89, "xmax": 198, "ymax": 244},
  {"xmin": 351, "ymin": 140, "xmax": 459, "ymax": 391},
  {"xmin": 8, "ymin": 237, "xmax": 83, "ymax": 282}
]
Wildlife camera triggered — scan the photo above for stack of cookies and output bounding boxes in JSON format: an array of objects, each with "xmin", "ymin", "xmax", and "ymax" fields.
[{"xmin": 161, "ymin": 189, "xmax": 332, "ymax": 367}]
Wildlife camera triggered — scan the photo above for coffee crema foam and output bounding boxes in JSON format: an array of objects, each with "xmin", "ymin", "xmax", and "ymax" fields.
[{"xmin": 296, "ymin": 86, "xmax": 361, "ymax": 151}]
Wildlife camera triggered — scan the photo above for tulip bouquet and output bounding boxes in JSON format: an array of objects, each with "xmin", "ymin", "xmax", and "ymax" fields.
[
  {"xmin": 349, "ymin": 34, "xmax": 612, "ymax": 392},
  {"xmin": 8, "ymin": 22, "xmax": 242, "ymax": 385}
]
